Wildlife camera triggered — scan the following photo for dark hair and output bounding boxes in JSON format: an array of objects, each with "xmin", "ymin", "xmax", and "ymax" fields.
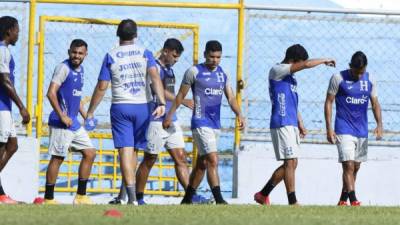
[
  {"xmin": 163, "ymin": 38, "xmax": 184, "ymax": 54},
  {"xmin": 0, "ymin": 16, "xmax": 18, "ymax": 41},
  {"xmin": 70, "ymin": 39, "xmax": 88, "ymax": 49},
  {"xmin": 283, "ymin": 44, "xmax": 309, "ymax": 63},
  {"xmin": 205, "ymin": 40, "xmax": 222, "ymax": 53},
  {"xmin": 350, "ymin": 51, "xmax": 368, "ymax": 69},
  {"xmin": 117, "ymin": 19, "xmax": 137, "ymax": 41}
]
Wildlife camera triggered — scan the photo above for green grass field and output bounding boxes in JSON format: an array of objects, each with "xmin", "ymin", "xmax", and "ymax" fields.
[{"xmin": 1, "ymin": 205, "xmax": 400, "ymax": 225}]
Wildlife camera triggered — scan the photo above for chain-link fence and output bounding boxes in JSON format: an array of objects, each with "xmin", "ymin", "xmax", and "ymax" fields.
[{"xmin": 243, "ymin": 7, "xmax": 400, "ymax": 144}]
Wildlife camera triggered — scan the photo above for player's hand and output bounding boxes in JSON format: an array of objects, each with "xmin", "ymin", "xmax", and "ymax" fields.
[
  {"xmin": 324, "ymin": 59, "xmax": 336, "ymax": 67},
  {"xmin": 182, "ymin": 99, "xmax": 194, "ymax": 110},
  {"xmin": 61, "ymin": 114, "xmax": 73, "ymax": 127},
  {"xmin": 162, "ymin": 117, "xmax": 172, "ymax": 129},
  {"xmin": 152, "ymin": 105, "xmax": 165, "ymax": 119},
  {"xmin": 298, "ymin": 124, "xmax": 307, "ymax": 138},
  {"xmin": 327, "ymin": 129, "xmax": 336, "ymax": 144},
  {"xmin": 237, "ymin": 115, "xmax": 246, "ymax": 130},
  {"xmin": 19, "ymin": 107, "xmax": 30, "ymax": 125},
  {"xmin": 374, "ymin": 126, "xmax": 383, "ymax": 140}
]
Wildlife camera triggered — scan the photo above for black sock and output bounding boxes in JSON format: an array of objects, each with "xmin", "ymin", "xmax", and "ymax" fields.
[
  {"xmin": 136, "ymin": 192, "xmax": 144, "ymax": 201},
  {"xmin": 45, "ymin": 183, "xmax": 55, "ymax": 200},
  {"xmin": 0, "ymin": 185, "xmax": 5, "ymax": 195},
  {"xmin": 339, "ymin": 191, "xmax": 349, "ymax": 202},
  {"xmin": 287, "ymin": 192, "xmax": 297, "ymax": 205},
  {"xmin": 348, "ymin": 191, "xmax": 358, "ymax": 202},
  {"xmin": 77, "ymin": 178, "xmax": 88, "ymax": 195},
  {"xmin": 260, "ymin": 180, "xmax": 275, "ymax": 196},
  {"xmin": 211, "ymin": 186, "xmax": 225, "ymax": 203},
  {"xmin": 182, "ymin": 186, "xmax": 196, "ymax": 203}
]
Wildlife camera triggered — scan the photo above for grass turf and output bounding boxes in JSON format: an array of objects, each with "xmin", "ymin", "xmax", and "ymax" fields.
[{"xmin": 1, "ymin": 205, "xmax": 400, "ymax": 225}]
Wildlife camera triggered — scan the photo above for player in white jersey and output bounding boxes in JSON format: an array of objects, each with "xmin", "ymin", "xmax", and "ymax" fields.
[
  {"xmin": 87, "ymin": 19, "xmax": 166, "ymax": 205},
  {"xmin": 0, "ymin": 16, "xmax": 30, "ymax": 204},
  {"xmin": 325, "ymin": 51, "xmax": 382, "ymax": 206}
]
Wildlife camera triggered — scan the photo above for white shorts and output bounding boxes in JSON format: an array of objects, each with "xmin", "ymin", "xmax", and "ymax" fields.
[
  {"xmin": 271, "ymin": 126, "xmax": 300, "ymax": 161},
  {"xmin": 48, "ymin": 126, "xmax": 94, "ymax": 157},
  {"xmin": 145, "ymin": 121, "xmax": 185, "ymax": 155},
  {"xmin": 0, "ymin": 111, "xmax": 17, "ymax": 143},
  {"xmin": 336, "ymin": 135, "xmax": 368, "ymax": 163},
  {"xmin": 192, "ymin": 127, "xmax": 220, "ymax": 156}
]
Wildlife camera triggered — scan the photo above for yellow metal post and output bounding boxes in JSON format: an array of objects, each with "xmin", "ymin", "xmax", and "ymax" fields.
[
  {"xmin": 26, "ymin": 0, "xmax": 37, "ymax": 136},
  {"xmin": 36, "ymin": 16, "xmax": 45, "ymax": 139}
]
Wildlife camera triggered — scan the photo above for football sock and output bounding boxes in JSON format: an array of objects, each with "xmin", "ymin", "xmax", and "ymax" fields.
[
  {"xmin": 118, "ymin": 183, "xmax": 127, "ymax": 200},
  {"xmin": 0, "ymin": 178, "xmax": 5, "ymax": 195},
  {"xmin": 211, "ymin": 186, "xmax": 225, "ymax": 203},
  {"xmin": 136, "ymin": 192, "xmax": 144, "ymax": 201},
  {"xmin": 348, "ymin": 191, "xmax": 358, "ymax": 202},
  {"xmin": 126, "ymin": 185, "xmax": 137, "ymax": 204},
  {"xmin": 339, "ymin": 191, "xmax": 349, "ymax": 202},
  {"xmin": 182, "ymin": 186, "xmax": 196, "ymax": 203},
  {"xmin": 288, "ymin": 192, "xmax": 297, "ymax": 205},
  {"xmin": 77, "ymin": 178, "xmax": 88, "ymax": 195},
  {"xmin": 44, "ymin": 183, "xmax": 55, "ymax": 200},
  {"xmin": 260, "ymin": 180, "xmax": 275, "ymax": 196}
]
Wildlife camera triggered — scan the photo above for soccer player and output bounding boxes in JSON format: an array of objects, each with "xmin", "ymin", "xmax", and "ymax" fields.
[
  {"xmin": 0, "ymin": 16, "xmax": 30, "ymax": 204},
  {"xmin": 163, "ymin": 40, "xmax": 245, "ymax": 204},
  {"xmin": 86, "ymin": 19, "xmax": 166, "ymax": 205},
  {"xmin": 325, "ymin": 51, "xmax": 382, "ymax": 206},
  {"xmin": 254, "ymin": 44, "xmax": 335, "ymax": 205},
  {"xmin": 44, "ymin": 39, "xmax": 96, "ymax": 205}
]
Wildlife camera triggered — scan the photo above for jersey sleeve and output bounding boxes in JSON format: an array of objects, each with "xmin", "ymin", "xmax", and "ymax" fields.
[
  {"xmin": 98, "ymin": 53, "xmax": 114, "ymax": 81},
  {"xmin": 51, "ymin": 63, "xmax": 69, "ymax": 85},
  {"xmin": 0, "ymin": 47, "xmax": 11, "ymax": 74},
  {"xmin": 369, "ymin": 74, "xmax": 378, "ymax": 97},
  {"xmin": 181, "ymin": 66, "xmax": 198, "ymax": 86},
  {"xmin": 144, "ymin": 49, "xmax": 157, "ymax": 69},
  {"xmin": 327, "ymin": 74, "xmax": 342, "ymax": 96},
  {"xmin": 269, "ymin": 63, "xmax": 291, "ymax": 80}
]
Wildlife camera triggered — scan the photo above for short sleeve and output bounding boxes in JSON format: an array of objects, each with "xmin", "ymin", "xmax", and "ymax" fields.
[
  {"xmin": 369, "ymin": 74, "xmax": 378, "ymax": 97},
  {"xmin": 144, "ymin": 49, "xmax": 156, "ymax": 69},
  {"xmin": 51, "ymin": 63, "xmax": 69, "ymax": 85},
  {"xmin": 0, "ymin": 47, "xmax": 11, "ymax": 74},
  {"xmin": 98, "ymin": 53, "xmax": 114, "ymax": 81},
  {"xmin": 269, "ymin": 63, "xmax": 291, "ymax": 80},
  {"xmin": 327, "ymin": 74, "xmax": 343, "ymax": 96},
  {"xmin": 182, "ymin": 66, "xmax": 198, "ymax": 86}
]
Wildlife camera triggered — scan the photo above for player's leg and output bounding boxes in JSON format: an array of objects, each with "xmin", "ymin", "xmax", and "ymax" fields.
[
  {"xmin": 44, "ymin": 155, "xmax": 64, "ymax": 204},
  {"xmin": 181, "ymin": 154, "xmax": 207, "ymax": 204},
  {"xmin": 283, "ymin": 158, "xmax": 298, "ymax": 205},
  {"xmin": 168, "ymin": 148, "xmax": 189, "ymax": 189},
  {"xmin": 0, "ymin": 137, "xmax": 18, "ymax": 204},
  {"xmin": 205, "ymin": 151, "xmax": 227, "ymax": 204},
  {"xmin": 135, "ymin": 152, "xmax": 157, "ymax": 204}
]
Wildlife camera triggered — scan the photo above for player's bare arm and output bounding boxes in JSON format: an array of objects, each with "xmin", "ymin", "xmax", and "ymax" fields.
[
  {"xmin": 370, "ymin": 96, "xmax": 383, "ymax": 140},
  {"xmin": 0, "ymin": 72, "xmax": 30, "ymax": 124},
  {"xmin": 79, "ymin": 101, "xmax": 87, "ymax": 119},
  {"xmin": 162, "ymin": 84, "xmax": 190, "ymax": 129},
  {"xmin": 148, "ymin": 67, "xmax": 166, "ymax": 118},
  {"xmin": 47, "ymin": 82, "xmax": 72, "ymax": 127},
  {"xmin": 290, "ymin": 58, "xmax": 336, "ymax": 74},
  {"xmin": 297, "ymin": 112, "xmax": 307, "ymax": 138},
  {"xmin": 324, "ymin": 93, "xmax": 336, "ymax": 144},
  {"xmin": 224, "ymin": 85, "xmax": 245, "ymax": 130},
  {"xmin": 86, "ymin": 80, "xmax": 109, "ymax": 119}
]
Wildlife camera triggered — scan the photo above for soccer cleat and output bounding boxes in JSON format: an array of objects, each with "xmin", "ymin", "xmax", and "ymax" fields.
[
  {"xmin": 181, "ymin": 198, "xmax": 193, "ymax": 205},
  {"xmin": 350, "ymin": 201, "xmax": 361, "ymax": 206},
  {"xmin": 254, "ymin": 192, "xmax": 270, "ymax": 205},
  {"xmin": 216, "ymin": 199, "xmax": 228, "ymax": 205},
  {"xmin": 137, "ymin": 198, "xmax": 146, "ymax": 205},
  {"xmin": 43, "ymin": 199, "xmax": 59, "ymax": 205},
  {"xmin": 0, "ymin": 195, "xmax": 17, "ymax": 204},
  {"xmin": 337, "ymin": 200, "xmax": 348, "ymax": 206},
  {"xmin": 108, "ymin": 197, "xmax": 123, "ymax": 205},
  {"xmin": 192, "ymin": 194, "xmax": 212, "ymax": 204},
  {"xmin": 73, "ymin": 194, "xmax": 94, "ymax": 205}
]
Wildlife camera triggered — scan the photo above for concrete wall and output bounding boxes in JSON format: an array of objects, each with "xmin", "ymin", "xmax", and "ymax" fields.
[
  {"xmin": 1, "ymin": 137, "xmax": 39, "ymax": 203},
  {"xmin": 233, "ymin": 142, "xmax": 400, "ymax": 206}
]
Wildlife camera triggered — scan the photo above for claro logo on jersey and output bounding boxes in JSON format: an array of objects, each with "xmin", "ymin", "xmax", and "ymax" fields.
[
  {"xmin": 72, "ymin": 89, "xmax": 82, "ymax": 96},
  {"xmin": 205, "ymin": 87, "xmax": 223, "ymax": 96},
  {"xmin": 346, "ymin": 95, "xmax": 368, "ymax": 105}
]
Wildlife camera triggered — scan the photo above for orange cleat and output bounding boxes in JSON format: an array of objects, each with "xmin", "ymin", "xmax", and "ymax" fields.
[
  {"xmin": 351, "ymin": 201, "xmax": 361, "ymax": 206},
  {"xmin": 0, "ymin": 195, "xmax": 18, "ymax": 204},
  {"xmin": 254, "ymin": 192, "xmax": 270, "ymax": 205},
  {"xmin": 337, "ymin": 200, "xmax": 348, "ymax": 206}
]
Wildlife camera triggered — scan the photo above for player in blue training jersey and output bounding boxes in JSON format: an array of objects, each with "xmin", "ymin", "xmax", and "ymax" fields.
[
  {"xmin": 0, "ymin": 16, "xmax": 30, "ymax": 204},
  {"xmin": 87, "ymin": 19, "xmax": 166, "ymax": 205},
  {"xmin": 325, "ymin": 51, "xmax": 382, "ymax": 206},
  {"xmin": 163, "ymin": 40, "xmax": 245, "ymax": 204},
  {"xmin": 44, "ymin": 39, "xmax": 96, "ymax": 205},
  {"xmin": 254, "ymin": 44, "xmax": 335, "ymax": 205}
]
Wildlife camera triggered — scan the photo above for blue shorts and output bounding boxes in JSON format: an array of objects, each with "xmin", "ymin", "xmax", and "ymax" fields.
[{"xmin": 110, "ymin": 103, "xmax": 150, "ymax": 149}]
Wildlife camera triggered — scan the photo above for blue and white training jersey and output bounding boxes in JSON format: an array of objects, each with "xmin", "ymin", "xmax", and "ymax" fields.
[
  {"xmin": 327, "ymin": 69, "xmax": 377, "ymax": 138},
  {"xmin": 150, "ymin": 60, "xmax": 177, "ymax": 122},
  {"xmin": 48, "ymin": 60, "xmax": 84, "ymax": 131},
  {"xmin": 0, "ymin": 42, "xmax": 15, "ymax": 111},
  {"xmin": 98, "ymin": 44, "xmax": 157, "ymax": 104},
  {"xmin": 182, "ymin": 63, "xmax": 228, "ymax": 129},
  {"xmin": 269, "ymin": 63, "xmax": 298, "ymax": 129}
]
